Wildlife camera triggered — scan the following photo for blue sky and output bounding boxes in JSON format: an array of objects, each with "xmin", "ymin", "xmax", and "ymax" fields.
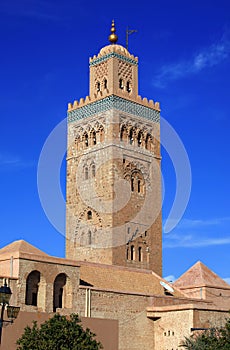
[{"xmin": 0, "ymin": 0, "xmax": 229, "ymax": 283}]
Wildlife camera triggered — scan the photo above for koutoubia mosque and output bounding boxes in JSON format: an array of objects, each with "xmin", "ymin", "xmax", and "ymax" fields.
[{"xmin": 0, "ymin": 21, "xmax": 229, "ymax": 350}]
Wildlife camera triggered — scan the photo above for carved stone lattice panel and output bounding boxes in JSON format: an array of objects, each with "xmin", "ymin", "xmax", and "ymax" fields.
[
  {"xmin": 118, "ymin": 60, "xmax": 132, "ymax": 81},
  {"xmin": 94, "ymin": 62, "xmax": 108, "ymax": 81}
]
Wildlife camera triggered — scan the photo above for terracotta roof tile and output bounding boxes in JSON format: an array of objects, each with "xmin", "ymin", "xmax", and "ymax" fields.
[
  {"xmin": 79, "ymin": 261, "xmax": 184, "ymax": 297},
  {"xmin": 174, "ymin": 261, "xmax": 230, "ymax": 289},
  {"xmin": 0, "ymin": 240, "xmax": 49, "ymax": 257}
]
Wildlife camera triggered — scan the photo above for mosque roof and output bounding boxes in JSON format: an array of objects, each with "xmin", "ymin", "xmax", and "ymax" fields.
[
  {"xmin": 0, "ymin": 240, "xmax": 49, "ymax": 257},
  {"xmin": 79, "ymin": 261, "xmax": 185, "ymax": 297},
  {"xmin": 174, "ymin": 261, "xmax": 230, "ymax": 289}
]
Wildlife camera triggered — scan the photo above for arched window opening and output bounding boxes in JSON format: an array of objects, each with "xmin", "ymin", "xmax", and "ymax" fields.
[
  {"xmin": 137, "ymin": 132, "xmax": 142, "ymax": 147},
  {"xmin": 25, "ymin": 270, "xmax": 40, "ymax": 306},
  {"xmin": 80, "ymin": 231, "xmax": 85, "ymax": 246},
  {"xmin": 83, "ymin": 133, "xmax": 89, "ymax": 147},
  {"xmin": 85, "ymin": 167, "xmax": 89, "ymax": 180},
  {"xmin": 92, "ymin": 131, "xmax": 96, "ymax": 145},
  {"xmin": 92, "ymin": 164, "xmax": 96, "ymax": 177},
  {"xmin": 120, "ymin": 126, "xmax": 124, "ymax": 141},
  {"xmin": 104, "ymin": 79, "xmax": 107, "ymax": 89},
  {"xmin": 75, "ymin": 136, "xmax": 80, "ymax": 151},
  {"xmin": 87, "ymin": 210, "xmax": 92, "ymax": 220},
  {"xmin": 138, "ymin": 247, "xmax": 142, "ymax": 262},
  {"xmin": 126, "ymin": 247, "xmax": 129, "ymax": 260},
  {"xmin": 119, "ymin": 78, "xmax": 124, "ymax": 89},
  {"xmin": 131, "ymin": 178, "xmax": 134, "ymax": 192},
  {"xmin": 96, "ymin": 81, "xmax": 100, "ymax": 92},
  {"xmin": 88, "ymin": 230, "xmax": 92, "ymax": 245},
  {"xmin": 145, "ymin": 133, "xmax": 152, "ymax": 151},
  {"xmin": 126, "ymin": 81, "xmax": 131, "ymax": 93},
  {"xmin": 99, "ymin": 127, "xmax": 105, "ymax": 142},
  {"xmin": 129, "ymin": 129, "xmax": 134, "ymax": 145},
  {"xmin": 53, "ymin": 273, "xmax": 66, "ymax": 312},
  {"xmin": 137, "ymin": 179, "xmax": 141, "ymax": 193},
  {"xmin": 120, "ymin": 125, "xmax": 128, "ymax": 142},
  {"xmin": 130, "ymin": 245, "xmax": 135, "ymax": 260}
]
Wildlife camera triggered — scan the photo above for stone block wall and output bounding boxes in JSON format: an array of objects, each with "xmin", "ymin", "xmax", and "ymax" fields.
[
  {"xmin": 66, "ymin": 108, "xmax": 162, "ymax": 275},
  {"xmin": 77, "ymin": 287, "xmax": 155, "ymax": 350},
  {"xmin": 16, "ymin": 257, "xmax": 79, "ymax": 313}
]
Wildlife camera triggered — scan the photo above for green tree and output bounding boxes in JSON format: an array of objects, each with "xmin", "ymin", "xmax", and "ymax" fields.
[
  {"xmin": 17, "ymin": 313, "xmax": 103, "ymax": 350},
  {"xmin": 180, "ymin": 316, "xmax": 230, "ymax": 350}
]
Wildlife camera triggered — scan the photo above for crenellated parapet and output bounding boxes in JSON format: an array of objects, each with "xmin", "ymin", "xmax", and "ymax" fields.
[
  {"xmin": 68, "ymin": 92, "xmax": 160, "ymax": 112},
  {"xmin": 68, "ymin": 22, "xmax": 160, "ymax": 125},
  {"xmin": 68, "ymin": 95, "xmax": 160, "ymax": 124}
]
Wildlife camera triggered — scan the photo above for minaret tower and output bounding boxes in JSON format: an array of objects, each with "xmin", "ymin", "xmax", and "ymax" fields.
[{"xmin": 66, "ymin": 21, "xmax": 162, "ymax": 275}]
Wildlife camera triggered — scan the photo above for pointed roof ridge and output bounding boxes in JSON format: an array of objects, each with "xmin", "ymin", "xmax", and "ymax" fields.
[
  {"xmin": 0, "ymin": 240, "xmax": 49, "ymax": 257},
  {"xmin": 174, "ymin": 260, "xmax": 230, "ymax": 289}
]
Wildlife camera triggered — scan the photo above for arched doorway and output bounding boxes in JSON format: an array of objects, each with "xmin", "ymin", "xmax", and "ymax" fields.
[
  {"xmin": 25, "ymin": 270, "xmax": 40, "ymax": 306},
  {"xmin": 53, "ymin": 273, "xmax": 67, "ymax": 312}
]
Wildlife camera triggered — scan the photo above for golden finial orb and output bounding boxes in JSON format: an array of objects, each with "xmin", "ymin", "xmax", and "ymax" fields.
[{"xmin": 109, "ymin": 20, "xmax": 118, "ymax": 44}]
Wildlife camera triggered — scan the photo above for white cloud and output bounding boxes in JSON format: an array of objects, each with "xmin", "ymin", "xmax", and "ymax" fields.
[
  {"xmin": 163, "ymin": 216, "xmax": 230, "ymax": 249},
  {"xmin": 153, "ymin": 36, "xmax": 230, "ymax": 88},
  {"xmin": 164, "ymin": 233, "xmax": 230, "ymax": 248},
  {"xmin": 163, "ymin": 217, "xmax": 230, "ymax": 231},
  {"xmin": 0, "ymin": 154, "xmax": 34, "ymax": 170}
]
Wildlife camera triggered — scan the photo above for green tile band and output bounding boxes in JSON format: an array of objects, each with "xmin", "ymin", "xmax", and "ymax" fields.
[{"xmin": 68, "ymin": 95, "xmax": 160, "ymax": 124}]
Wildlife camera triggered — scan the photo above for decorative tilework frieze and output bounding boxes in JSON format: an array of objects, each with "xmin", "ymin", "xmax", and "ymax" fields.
[
  {"xmin": 90, "ymin": 52, "xmax": 138, "ymax": 67},
  {"xmin": 68, "ymin": 95, "xmax": 160, "ymax": 124}
]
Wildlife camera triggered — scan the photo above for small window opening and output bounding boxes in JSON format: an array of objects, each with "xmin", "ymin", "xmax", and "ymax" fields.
[
  {"xmin": 92, "ymin": 131, "xmax": 96, "ymax": 145},
  {"xmin": 99, "ymin": 127, "xmax": 105, "ymax": 142},
  {"xmin": 137, "ymin": 132, "xmax": 142, "ymax": 146},
  {"xmin": 120, "ymin": 126, "xmax": 127, "ymax": 141},
  {"xmin": 104, "ymin": 79, "xmax": 107, "ymax": 89},
  {"xmin": 88, "ymin": 231, "xmax": 92, "ymax": 245},
  {"xmin": 119, "ymin": 78, "xmax": 124, "ymax": 89},
  {"xmin": 145, "ymin": 134, "xmax": 152, "ymax": 151},
  {"xmin": 126, "ymin": 247, "xmax": 129, "ymax": 260},
  {"xmin": 129, "ymin": 130, "xmax": 134, "ymax": 145},
  {"xmin": 137, "ymin": 179, "xmax": 141, "ymax": 193},
  {"xmin": 138, "ymin": 247, "xmax": 142, "ymax": 262},
  {"xmin": 92, "ymin": 164, "xmax": 96, "ymax": 177},
  {"xmin": 126, "ymin": 81, "xmax": 131, "ymax": 93},
  {"xmin": 85, "ymin": 167, "xmax": 89, "ymax": 180},
  {"xmin": 96, "ymin": 82, "xmax": 100, "ymax": 92},
  {"xmin": 87, "ymin": 210, "xmax": 92, "ymax": 220},
  {"xmin": 130, "ymin": 245, "xmax": 135, "ymax": 260},
  {"xmin": 85, "ymin": 134, "xmax": 88, "ymax": 147},
  {"xmin": 131, "ymin": 178, "xmax": 134, "ymax": 192}
]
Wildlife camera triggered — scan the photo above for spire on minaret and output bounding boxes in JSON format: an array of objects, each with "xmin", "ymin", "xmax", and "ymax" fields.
[{"xmin": 108, "ymin": 20, "xmax": 118, "ymax": 44}]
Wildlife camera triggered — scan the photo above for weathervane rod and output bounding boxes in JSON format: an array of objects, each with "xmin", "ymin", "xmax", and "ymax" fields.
[{"xmin": 126, "ymin": 27, "xmax": 137, "ymax": 50}]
